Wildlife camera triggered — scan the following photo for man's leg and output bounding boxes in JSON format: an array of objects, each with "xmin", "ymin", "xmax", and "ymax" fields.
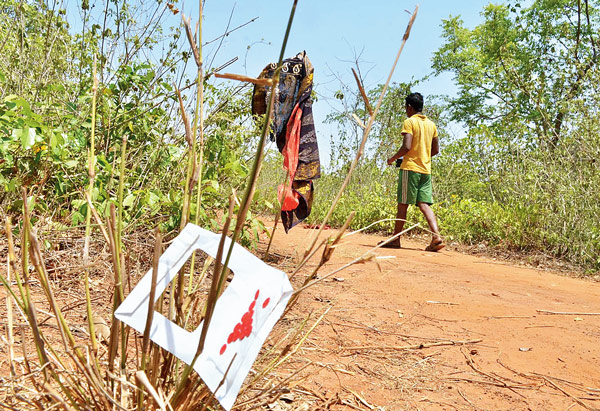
[
  {"xmin": 417, "ymin": 202, "xmax": 440, "ymax": 239},
  {"xmin": 380, "ymin": 203, "xmax": 407, "ymax": 248},
  {"xmin": 394, "ymin": 203, "xmax": 409, "ymax": 237},
  {"xmin": 417, "ymin": 202, "xmax": 444, "ymax": 249},
  {"xmin": 415, "ymin": 173, "xmax": 444, "ymax": 250}
]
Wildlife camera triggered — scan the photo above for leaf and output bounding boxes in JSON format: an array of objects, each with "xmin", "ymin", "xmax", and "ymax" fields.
[
  {"xmin": 72, "ymin": 211, "xmax": 84, "ymax": 226},
  {"xmin": 147, "ymin": 191, "xmax": 160, "ymax": 207},
  {"xmin": 123, "ymin": 194, "xmax": 136, "ymax": 207},
  {"xmin": 5, "ymin": 95, "xmax": 32, "ymax": 116},
  {"xmin": 49, "ymin": 132, "xmax": 58, "ymax": 149},
  {"xmin": 14, "ymin": 128, "xmax": 36, "ymax": 150},
  {"xmin": 96, "ymin": 154, "xmax": 111, "ymax": 171}
]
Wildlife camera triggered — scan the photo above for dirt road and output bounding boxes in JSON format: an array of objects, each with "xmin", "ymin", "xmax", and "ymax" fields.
[{"xmin": 267, "ymin": 224, "xmax": 600, "ymax": 410}]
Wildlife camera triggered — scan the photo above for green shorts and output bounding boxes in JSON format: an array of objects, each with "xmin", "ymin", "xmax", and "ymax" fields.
[{"xmin": 397, "ymin": 169, "xmax": 433, "ymax": 205}]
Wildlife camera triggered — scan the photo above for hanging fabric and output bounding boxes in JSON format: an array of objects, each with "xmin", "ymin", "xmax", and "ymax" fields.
[{"xmin": 252, "ymin": 51, "xmax": 321, "ymax": 233}]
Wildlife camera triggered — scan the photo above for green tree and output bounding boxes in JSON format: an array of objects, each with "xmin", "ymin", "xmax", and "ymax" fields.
[{"xmin": 432, "ymin": 0, "xmax": 600, "ymax": 147}]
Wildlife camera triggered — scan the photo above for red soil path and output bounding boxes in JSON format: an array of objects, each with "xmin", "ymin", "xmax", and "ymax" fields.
[{"xmin": 267, "ymin": 224, "xmax": 600, "ymax": 410}]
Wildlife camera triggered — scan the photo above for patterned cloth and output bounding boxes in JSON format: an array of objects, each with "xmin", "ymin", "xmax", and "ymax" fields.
[{"xmin": 252, "ymin": 52, "xmax": 321, "ymax": 232}]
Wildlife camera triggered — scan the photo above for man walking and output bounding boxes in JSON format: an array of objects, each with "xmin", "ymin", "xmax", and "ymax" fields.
[{"xmin": 382, "ymin": 92, "xmax": 444, "ymax": 251}]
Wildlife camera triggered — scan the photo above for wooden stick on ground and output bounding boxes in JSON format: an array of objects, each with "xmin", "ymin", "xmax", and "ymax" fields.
[
  {"xmin": 542, "ymin": 376, "xmax": 596, "ymax": 411},
  {"xmin": 344, "ymin": 339, "xmax": 482, "ymax": 351},
  {"xmin": 462, "ymin": 348, "xmax": 528, "ymax": 399},
  {"xmin": 426, "ymin": 300, "xmax": 459, "ymax": 305},
  {"xmin": 344, "ymin": 387, "xmax": 375, "ymax": 410},
  {"xmin": 537, "ymin": 310, "xmax": 600, "ymax": 316}
]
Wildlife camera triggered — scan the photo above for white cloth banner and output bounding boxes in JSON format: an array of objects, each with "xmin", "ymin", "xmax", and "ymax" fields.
[{"xmin": 115, "ymin": 223, "xmax": 293, "ymax": 410}]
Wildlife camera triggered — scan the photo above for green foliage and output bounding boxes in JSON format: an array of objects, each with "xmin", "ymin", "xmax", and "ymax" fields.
[
  {"xmin": 0, "ymin": 0, "xmax": 265, "ymax": 247},
  {"xmin": 309, "ymin": 160, "xmax": 396, "ymax": 231},
  {"xmin": 432, "ymin": 0, "xmax": 600, "ymax": 146}
]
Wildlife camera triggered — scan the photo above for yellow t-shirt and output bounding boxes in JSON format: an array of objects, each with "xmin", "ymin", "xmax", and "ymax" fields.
[{"xmin": 400, "ymin": 114, "xmax": 438, "ymax": 175}]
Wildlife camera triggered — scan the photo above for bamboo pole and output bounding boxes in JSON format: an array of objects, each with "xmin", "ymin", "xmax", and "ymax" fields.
[
  {"xmin": 83, "ymin": 55, "xmax": 99, "ymax": 353},
  {"xmin": 4, "ymin": 218, "xmax": 16, "ymax": 378}
]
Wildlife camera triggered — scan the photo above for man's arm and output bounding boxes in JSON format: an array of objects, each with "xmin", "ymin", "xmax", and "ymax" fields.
[
  {"xmin": 431, "ymin": 137, "xmax": 439, "ymax": 157},
  {"xmin": 387, "ymin": 133, "xmax": 413, "ymax": 165}
]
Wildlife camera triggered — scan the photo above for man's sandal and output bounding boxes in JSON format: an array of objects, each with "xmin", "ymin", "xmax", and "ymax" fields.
[
  {"xmin": 425, "ymin": 240, "xmax": 445, "ymax": 252},
  {"xmin": 378, "ymin": 240, "xmax": 401, "ymax": 249}
]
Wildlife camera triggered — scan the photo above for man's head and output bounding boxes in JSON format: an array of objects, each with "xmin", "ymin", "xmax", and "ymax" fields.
[{"xmin": 405, "ymin": 92, "xmax": 424, "ymax": 116}]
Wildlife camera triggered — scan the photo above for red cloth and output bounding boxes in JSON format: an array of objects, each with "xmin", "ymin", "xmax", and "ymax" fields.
[{"xmin": 278, "ymin": 104, "xmax": 302, "ymax": 211}]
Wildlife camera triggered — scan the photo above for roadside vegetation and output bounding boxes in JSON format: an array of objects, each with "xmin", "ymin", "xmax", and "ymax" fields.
[{"xmin": 264, "ymin": 0, "xmax": 600, "ymax": 273}]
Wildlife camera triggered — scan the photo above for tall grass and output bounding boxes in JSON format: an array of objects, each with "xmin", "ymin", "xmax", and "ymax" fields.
[
  {"xmin": 0, "ymin": 1, "xmax": 324, "ymax": 409},
  {"xmin": 0, "ymin": 3, "xmax": 426, "ymax": 410}
]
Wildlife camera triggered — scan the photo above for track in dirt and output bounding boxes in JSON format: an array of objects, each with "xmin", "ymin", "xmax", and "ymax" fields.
[{"xmin": 268, "ymin": 223, "xmax": 600, "ymax": 410}]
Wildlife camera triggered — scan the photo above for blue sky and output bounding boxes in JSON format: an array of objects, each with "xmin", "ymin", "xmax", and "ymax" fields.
[
  {"xmin": 69, "ymin": 0, "xmax": 492, "ymax": 166},
  {"xmin": 177, "ymin": 0, "xmax": 491, "ymax": 166}
]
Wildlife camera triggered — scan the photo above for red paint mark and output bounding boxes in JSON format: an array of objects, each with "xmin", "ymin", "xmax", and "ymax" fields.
[{"xmin": 220, "ymin": 289, "xmax": 261, "ymax": 355}]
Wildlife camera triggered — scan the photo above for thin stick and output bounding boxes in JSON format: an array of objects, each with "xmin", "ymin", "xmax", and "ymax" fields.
[
  {"xmin": 285, "ymin": 212, "xmax": 355, "ymax": 312},
  {"xmin": 142, "ymin": 228, "xmax": 161, "ymax": 359},
  {"xmin": 462, "ymin": 348, "xmax": 526, "ymax": 398},
  {"xmin": 188, "ymin": 3, "xmax": 208, "ymax": 308},
  {"xmin": 301, "ymin": 6, "xmax": 419, "ymax": 262},
  {"xmin": 18, "ymin": 195, "xmax": 49, "ymax": 369},
  {"xmin": 537, "ymin": 310, "xmax": 600, "ymax": 316},
  {"xmin": 176, "ymin": 1, "xmax": 299, "ymax": 405},
  {"xmin": 263, "ymin": 206, "xmax": 281, "ymax": 260},
  {"xmin": 427, "ymin": 300, "xmax": 459, "ymax": 305},
  {"xmin": 344, "ymin": 387, "xmax": 375, "ymax": 410},
  {"xmin": 84, "ymin": 190, "xmax": 109, "ymax": 244},
  {"xmin": 5, "ymin": 217, "xmax": 16, "ymax": 377},
  {"xmin": 542, "ymin": 376, "xmax": 596, "ymax": 411},
  {"xmin": 199, "ymin": 195, "xmax": 235, "ymax": 354},
  {"xmin": 344, "ymin": 339, "xmax": 482, "ymax": 351},
  {"xmin": 136, "ymin": 371, "xmax": 167, "ymax": 411},
  {"xmin": 214, "ymin": 72, "xmax": 273, "ymax": 86},
  {"xmin": 83, "ymin": 54, "xmax": 99, "ymax": 353},
  {"xmin": 23, "ymin": 190, "xmax": 72, "ymax": 351},
  {"xmin": 215, "ymin": 0, "xmax": 299, "ymax": 334},
  {"xmin": 351, "ymin": 113, "xmax": 366, "ymax": 129},
  {"xmin": 288, "ymin": 237, "xmax": 327, "ymax": 280},
  {"xmin": 171, "ymin": 195, "xmax": 235, "ymax": 403},
  {"xmin": 351, "ymin": 68, "xmax": 373, "ymax": 115}
]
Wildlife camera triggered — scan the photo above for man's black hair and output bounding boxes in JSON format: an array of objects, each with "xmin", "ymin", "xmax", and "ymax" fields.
[{"xmin": 405, "ymin": 92, "xmax": 424, "ymax": 112}]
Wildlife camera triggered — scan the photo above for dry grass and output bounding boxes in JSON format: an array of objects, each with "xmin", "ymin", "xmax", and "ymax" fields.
[
  {"xmin": 0, "ymin": 4, "xmax": 424, "ymax": 410},
  {"xmin": 0, "ymin": 221, "xmax": 330, "ymax": 410}
]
